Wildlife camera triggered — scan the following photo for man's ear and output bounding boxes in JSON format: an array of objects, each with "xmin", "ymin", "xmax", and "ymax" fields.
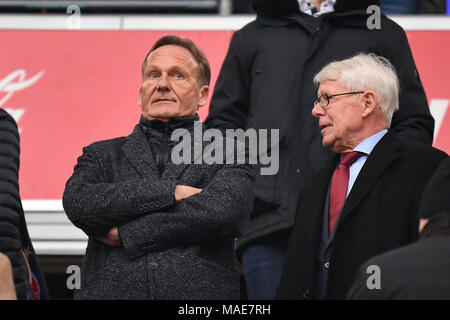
[
  {"xmin": 361, "ymin": 90, "xmax": 377, "ymax": 118},
  {"xmin": 138, "ymin": 86, "xmax": 143, "ymax": 106},
  {"xmin": 197, "ymin": 85, "xmax": 210, "ymax": 108}
]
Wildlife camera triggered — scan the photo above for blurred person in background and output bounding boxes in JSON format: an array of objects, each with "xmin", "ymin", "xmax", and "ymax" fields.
[
  {"xmin": 381, "ymin": 0, "xmax": 419, "ymax": 13},
  {"xmin": 0, "ymin": 109, "xmax": 48, "ymax": 300},
  {"xmin": 381, "ymin": 0, "xmax": 447, "ymax": 13},
  {"xmin": 347, "ymin": 158, "xmax": 450, "ymax": 299},
  {"xmin": 0, "ymin": 253, "xmax": 16, "ymax": 300},
  {"xmin": 418, "ymin": 0, "xmax": 447, "ymax": 13}
]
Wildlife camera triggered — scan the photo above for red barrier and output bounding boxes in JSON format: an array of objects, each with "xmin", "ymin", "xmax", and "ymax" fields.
[{"xmin": 0, "ymin": 30, "xmax": 448, "ymax": 199}]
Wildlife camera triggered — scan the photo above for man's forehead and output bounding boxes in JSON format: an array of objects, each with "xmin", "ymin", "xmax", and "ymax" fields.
[
  {"xmin": 145, "ymin": 45, "xmax": 198, "ymax": 69},
  {"xmin": 318, "ymin": 79, "xmax": 343, "ymax": 94}
]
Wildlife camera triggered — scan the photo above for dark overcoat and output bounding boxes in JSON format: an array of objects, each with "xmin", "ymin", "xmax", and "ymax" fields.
[
  {"xmin": 63, "ymin": 121, "xmax": 254, "ymax": 299},
  {"xmin": 347, "ymin": 235, "xmax": 450, "ymax": 300},
  {"xmin": 276, "ymin": 132, "xmax": 447, "ymax": 299},
  {"xmin": 347, "ymin": 158, "xmax": 450, "ymax": 300}
]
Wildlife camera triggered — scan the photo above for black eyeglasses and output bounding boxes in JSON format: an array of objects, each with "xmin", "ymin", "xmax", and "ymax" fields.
[{"xmin": 314, "ymin": 91, "xmax": 364, "ymax": 109}]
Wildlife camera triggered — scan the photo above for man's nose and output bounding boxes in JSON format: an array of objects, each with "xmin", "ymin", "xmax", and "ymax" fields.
[
  {"xmin": 312, "ymin": 103, "xmax": 324, "ymax": 118},
  {"xmin": 157, "ymin": 74, "xmax": 170, "ymax": 91}
]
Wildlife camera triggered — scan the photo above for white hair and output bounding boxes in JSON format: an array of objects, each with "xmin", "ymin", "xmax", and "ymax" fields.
[{"xmin": 314, "ymin": 53, "xmax": 400, "ymax": 127}]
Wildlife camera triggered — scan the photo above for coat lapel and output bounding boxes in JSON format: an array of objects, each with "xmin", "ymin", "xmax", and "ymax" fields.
[
  {"xmin": 161, "ymin": 131, "xmax": 197, "ymax": 182},
  {"xmin": 304, "ymin": 154, "xmax": 339, "ymax": 245},
  {"xmin": 337, "ymin": 132, "xmax": 404, "ymax": 227},
  {"xmin": 161, "ymin": 121, "xmax": 206, "ymax": 181},
  {"xmin": 121, "ymin": 124, "xmax": 160, "ymax": 180},
  {"xmin": 121, "ymin": 121, "xmax": 207, "ymax": 182}
]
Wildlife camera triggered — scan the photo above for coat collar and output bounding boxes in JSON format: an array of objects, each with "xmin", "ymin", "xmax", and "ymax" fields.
[
  {"xmin": 337, "ymin": 131, "xmax": 404, "ymax": 227},
  {"xmin": 308, "ymin": 131, "xmax": 403, "ymax": 246},
  {"xmin": 121, "ymin": 120, "xmax": 208, "ymax": 181},
  {"xmin": 304, "ymin": 153, "xmax": 338, "ymax": 244},
  {"xmin": 121, "ymin": 124, "xmax": 160, "ymax": 180},
  {"xmin": 160, "ymin": 121, "xmax": 207, "ymax": 181}
]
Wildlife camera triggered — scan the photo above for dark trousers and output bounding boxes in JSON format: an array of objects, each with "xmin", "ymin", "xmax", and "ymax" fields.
[{"xmin": 241, "ymin": 232, "xmax": 288, "ymax": 300}]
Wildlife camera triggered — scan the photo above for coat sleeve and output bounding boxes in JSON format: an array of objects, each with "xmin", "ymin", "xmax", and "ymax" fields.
[
  {"xmin": 62, "ymin": 144, "xmax": 177, "ymax": 237},
  {"xmin": 118, "ymin": 164, "xmax": 254, "ymax": 258},
  {"xmin": 0, "ymin": 110, "xmax": 30, "ymax": 299},
  {"xmin": 386, "ymin": 22, "xmax": 434, "ymax": 145},
  {"xmin": 204, "ymin": 29, "xmax": 253, "ymax": 130}
]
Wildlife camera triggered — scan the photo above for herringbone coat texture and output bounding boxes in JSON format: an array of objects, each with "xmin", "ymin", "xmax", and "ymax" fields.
[{"xmin": 63, "ymin": 120, "xmax": 254, "ymax": 299}]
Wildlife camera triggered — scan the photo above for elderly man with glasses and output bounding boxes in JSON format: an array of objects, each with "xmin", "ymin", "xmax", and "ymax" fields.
[{"xmin": 276, "ymin": 53, "xmax": 448, "ymax": 300}]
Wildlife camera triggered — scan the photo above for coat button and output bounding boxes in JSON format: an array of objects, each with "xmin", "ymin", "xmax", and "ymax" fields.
[
  {"xmin": 324, "ymin": 262, "xmax": 329, "ymax": 269},
  {"xmin": 148, "ymin": 262, "xmax": 158, "ymax": 269}
]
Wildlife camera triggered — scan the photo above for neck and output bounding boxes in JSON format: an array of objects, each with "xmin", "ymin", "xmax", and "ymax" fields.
[
  {"xmin": 142, "ymin": 113, "xmax": 196, "ymax": 123},
  {"xmin": 139, "ymin": 113, "xmax": 199, "ymax": 130},
  {"xmin": 334, "ymin": 126, "xmax": 386, "ymax": 153},
  {"xmin": 310, "ymin": 0, "xmax": 325, "ymax": 8}
]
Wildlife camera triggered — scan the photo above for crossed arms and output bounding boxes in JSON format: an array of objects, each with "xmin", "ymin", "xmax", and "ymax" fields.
[
  {"xmin": 63, "ymin": 143, "xmax": 254, "ymax": 258},
  {"xmin": 96, "ymin": 185, "xmax": 202, "ymax": 247}
]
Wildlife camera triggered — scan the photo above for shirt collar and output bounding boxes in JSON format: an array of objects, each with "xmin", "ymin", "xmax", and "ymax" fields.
[
  {"xmin": 139, "ymin": 114, "xmax": 199, "ymax": 133},
  {"xmin": 353, "ymin": 129, "xmax": 388, "ymax": 156},
  {"xmin": 298, "ymin": 0, "xmax": 336, "ymax": 17}
]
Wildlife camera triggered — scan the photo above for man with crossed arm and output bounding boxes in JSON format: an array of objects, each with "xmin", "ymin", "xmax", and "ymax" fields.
[{"xmin": 63, "ymin": 35, "xmax": 254, "ymax": 299}]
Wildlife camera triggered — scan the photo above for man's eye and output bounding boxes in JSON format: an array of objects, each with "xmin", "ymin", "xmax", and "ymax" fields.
[
  {"xmin": 175, "ymin": 73, "xmax": 183, "ymax": 79},
  {"xmin": 149, "ymin": 73, "xmax": 158, "ymax": 79},
  {"xmin": 320, "ymin": 95, "xmax": 328, "ymax": 103}
]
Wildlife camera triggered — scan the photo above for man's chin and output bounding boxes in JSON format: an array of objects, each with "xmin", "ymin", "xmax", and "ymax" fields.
[
  {"xmin": 143, "ymin": 111, "xmax": 173, "ymax": 122},
  {"xmin": 322, "ymin": 136, "xmax": 331, "ymax": 147},
  {"xmin": 322, "ymin": 137, "xmax": 336, "ymax": 150}
]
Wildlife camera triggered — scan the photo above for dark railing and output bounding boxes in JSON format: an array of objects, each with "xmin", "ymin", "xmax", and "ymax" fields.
[
  {"xmin": 0, "ymin": 0, "xmax": 217, "ymax": 7},
  {"xmin": 0, "ymin": 0, "xmax": 229, "ymax": 14}
]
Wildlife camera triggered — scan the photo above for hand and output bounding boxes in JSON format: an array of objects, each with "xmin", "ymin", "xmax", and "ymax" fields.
[
  {"xmin": 0, "ymin": 253, "xmax": 16, "ymax": 300},
  {"xmin": 96, "ymin": 227, "xmax": 121, "ymax": 247},
  {"xmin": 174, "ymin": 185, "xmax": 202, "ymax": 201}
]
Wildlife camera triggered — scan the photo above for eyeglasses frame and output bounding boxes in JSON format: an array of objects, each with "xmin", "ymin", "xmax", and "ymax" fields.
[{"xmin": 314, "ymin": 91, "xmax": 365, "ymax": 109}]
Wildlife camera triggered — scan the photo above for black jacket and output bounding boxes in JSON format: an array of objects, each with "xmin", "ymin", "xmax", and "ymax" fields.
[
  {"xmin": 347, "ymin": 159, "xmax": 450, "ymax": 300},
  {"xmin": 419, "ymin": 0, "xmax": 447, "ymax": 13},
  {"xmin": 276, "ymin": 132, "xmax": 447, "ymax": 299},
  {"xmin": 0, "ymin": 109, "xmax": 30, "ymax": 299},
  {"xmin": 347, "ymin": 222, "xmax": 450, "ymax": 300},
  {"xmin": 205, "ymin": 0, "xmax": 434, "ymax": 252}
]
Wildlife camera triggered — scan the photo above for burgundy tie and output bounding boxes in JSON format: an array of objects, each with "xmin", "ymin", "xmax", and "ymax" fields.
[{"xmin": 329, "ymin": 151, "xmax": 363, "ymax": 235}]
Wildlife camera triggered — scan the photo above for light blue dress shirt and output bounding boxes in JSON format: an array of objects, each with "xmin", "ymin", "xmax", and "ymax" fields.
[{"xmin": 346, "ymin": 129, "xmax": 388, "ymax": 197}]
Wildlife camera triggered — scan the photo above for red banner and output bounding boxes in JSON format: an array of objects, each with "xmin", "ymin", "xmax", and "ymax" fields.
[{"xmin": 0, "ymin": 30, "xmax": 448, "ymax": 199}]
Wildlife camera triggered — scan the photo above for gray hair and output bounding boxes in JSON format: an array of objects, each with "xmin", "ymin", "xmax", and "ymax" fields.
[{"xmin": 314, "ymin": 53, "xmax": 400, "ymax": 126}]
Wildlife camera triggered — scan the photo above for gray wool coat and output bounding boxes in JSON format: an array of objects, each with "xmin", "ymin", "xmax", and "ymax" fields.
[{"xmin": 63, "ymin": 120, "xmax": 254, "ymax": 299}]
